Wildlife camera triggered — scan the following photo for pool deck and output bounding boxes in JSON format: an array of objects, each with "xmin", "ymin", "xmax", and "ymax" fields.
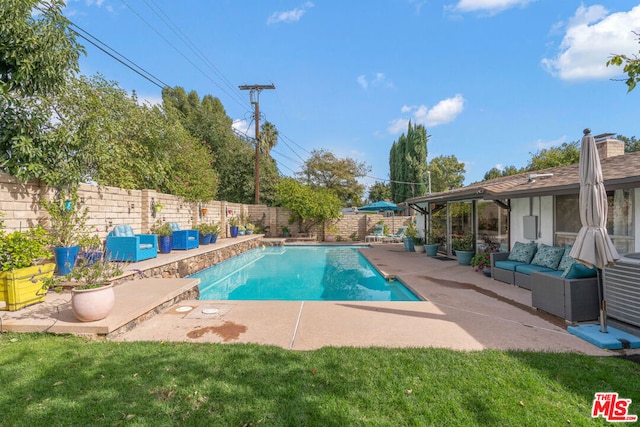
[{"xmin": 2, "ymin": 240, "xmax": 639, "ymax": 356}]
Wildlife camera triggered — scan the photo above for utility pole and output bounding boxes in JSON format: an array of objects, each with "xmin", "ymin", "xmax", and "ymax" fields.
[{"xmin": 238, "ymin": 84, "xmax": 275, "ymax": 204}]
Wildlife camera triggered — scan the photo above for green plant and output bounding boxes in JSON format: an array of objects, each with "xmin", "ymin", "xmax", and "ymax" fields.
[
  {"xmin": 376, "ymin": 220, "xmax": 389, "ymax": 236},
  {"xmin": 426, "ymin": 229, "xmax": 444, "ymax": 245},
  {"xmin": 404, "ymin": 222, "xmax": 418, "ymax": 239},
  {"xmin": 413, "ymin": 236, "xmax": 425, "ymax": 245},
  {"xmin": 228, "ymin": 217, "xmax": 239, "ymax": 227},
  {"xmin": 452, "ymin": 232, "xmax": 475, "ymax": 252},
  {"xmin": 326, "ymin": 223, "xmax": 339, "ymax": 234},
  {"xmin": 40, "ymin": 188, "xmax": 89, "ymax": 247},
  {"xmin": 281, "ymin": 226, "xmax": 290, "ymax": 234},
  {"xmin": 209, "ymin": 223, "xmax": 221, "ymax": 236},
  {"xmin": 0, "ymin": 226, "xmax": 52, "ymax": 271},
  {"xmin": 470, "ymin": 252, "xmax": 491, "ymax": 271},
  {"xmin": 79, "ymin": 233, "xmax": 102, "ymax": 252},
  {"xmin": 196, "ymin": 223, "xmax": 221, "ymax": 236},
  {"xmin": 156, "ymin": 223, "xmax": 173, "ymax": 237},
  {"xmin": 245, "ymin": 223, "xmax": 255, "ymax": 231},
  {"xmin": 44, "ymin": 252, "xmax": 127, "ymax": 290}
]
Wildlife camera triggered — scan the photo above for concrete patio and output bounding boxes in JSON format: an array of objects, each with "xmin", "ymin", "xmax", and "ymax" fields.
[{"xmin": 2, "ymin": 240, "xmax": 639, "ymax": 357}]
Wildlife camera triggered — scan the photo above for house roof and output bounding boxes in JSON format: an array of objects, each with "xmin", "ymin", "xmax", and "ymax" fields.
[{"xmin": 407, "ymin": 151, "xmax": 640, "ymax": 205}]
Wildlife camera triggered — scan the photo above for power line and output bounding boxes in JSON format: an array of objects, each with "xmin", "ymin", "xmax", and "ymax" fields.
[
  {"xmin": 69, "ymin": 23, "xmax": 170, "ymax": 89},
  {"xmin": 142, "ymin": 0, "xmax": 248, "ymax": 108},
  {"xmin": 119, "ymin": 0, "xmax": 250, "ymax": 112}
]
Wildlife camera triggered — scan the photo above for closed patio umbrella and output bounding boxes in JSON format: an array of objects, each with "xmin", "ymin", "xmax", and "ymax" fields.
[{"xmin": 569, "ymin": 129, "xmax": 620, "ymax": 332}]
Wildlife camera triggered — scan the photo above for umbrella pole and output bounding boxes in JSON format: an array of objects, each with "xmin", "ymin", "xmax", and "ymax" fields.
[{"xmin": 597, "ymin": 269, "xmax": 608, "ymax": 333}]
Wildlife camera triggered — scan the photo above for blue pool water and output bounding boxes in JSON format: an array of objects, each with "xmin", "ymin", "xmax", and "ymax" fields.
[{"xmin": 192, "ymin": 245, "xmax": 420, "ymax": 301}]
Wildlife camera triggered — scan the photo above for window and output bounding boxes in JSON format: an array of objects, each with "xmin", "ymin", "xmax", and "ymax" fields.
[{"xmin": 555, "ymin": 190, "xmax": 634, "ymax": 254}]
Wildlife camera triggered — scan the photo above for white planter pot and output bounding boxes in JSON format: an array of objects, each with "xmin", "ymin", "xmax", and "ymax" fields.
[{"xmin": 71, "ymin": 283, "xmax": 115, "ymax": 322}]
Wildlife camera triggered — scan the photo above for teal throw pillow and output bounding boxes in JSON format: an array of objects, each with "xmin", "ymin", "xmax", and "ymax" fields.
[
  {"xmin": 508, "ymin": 241, "xmax": 537, "ymax": 263},
  {"xmin": 558, "ymin": 245, "xmax": 574, "ymax": 271},
  {"xmin": 530, "ymin": 244, "xmax": 565, "ymax": 270},
  {"xmin": 562, "ymin": 262, "xmax": 597, "ymax": 279}
]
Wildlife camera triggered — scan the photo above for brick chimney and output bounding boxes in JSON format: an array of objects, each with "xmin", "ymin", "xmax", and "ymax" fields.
[{"xmin": 595, "ymin": 133, "xmax": 624, "ymax": 159}]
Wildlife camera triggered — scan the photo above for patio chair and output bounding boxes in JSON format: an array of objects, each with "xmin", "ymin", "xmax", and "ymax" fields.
[
  {"xmin": 365, "ymin": 224, "xmax": 386, "ymax": 243},
  {"xmin": 168, "ymin": 222, "xmax": 199, "ymax": 250},
  {"xmin": 383, "ymin": 226, "xmax": 407, "ymax": 243},
  {"xmin": 106, "ymin": 225, "xmax": 158, "ymax": 262}
]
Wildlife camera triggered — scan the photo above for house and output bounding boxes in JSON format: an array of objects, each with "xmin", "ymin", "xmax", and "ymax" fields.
[
  {"xmin": 406, "ymin": 134, "xmax": 640, "ymax": 330},
  {"xmin": 407, "ymin": 135, "xmax": 639, "ymax": 257}
]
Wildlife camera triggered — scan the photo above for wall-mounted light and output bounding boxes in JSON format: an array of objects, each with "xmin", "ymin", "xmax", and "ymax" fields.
[
  {"xmin": 80, "ymin": 196, "xmax": 85, "ymax": 204},
  {"xmin": 105, "ymin": 219, "xmax": 113, "ymax": 232},
  {"xmin": 150, "ymin": 197, "xmax": 156, "ymax": 218},
  {"xmin": 129, "ymin": 203, "xmax": 135, "ymax": 214}
]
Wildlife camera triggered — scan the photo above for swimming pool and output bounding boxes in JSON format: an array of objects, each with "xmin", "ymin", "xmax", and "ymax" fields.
[{"xmin": 192, "ymin": 245, "xmax": 420, "ymax": 301}]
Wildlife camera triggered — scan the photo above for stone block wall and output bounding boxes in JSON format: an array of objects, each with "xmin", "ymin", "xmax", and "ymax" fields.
[{"xmin": 0, "ymin": 172, "xmax": 413, "ymax": 242}]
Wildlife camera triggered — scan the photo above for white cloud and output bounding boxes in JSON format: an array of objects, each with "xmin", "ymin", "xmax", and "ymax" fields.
[
  {"xmin": 356, "ymin": 72, "xmax": 393, "ymax": 89},
  {"xmin": 387, "ymin": 94, "xmax": 465, "ymax": 134},
  {"xmin": 452, "ymin": 0, "xmax": 534, "ymax": 15},
  {"xmin": 232, "ymin": 119, "xmax": 255, "ymax": 138},
  {"xmin": 541, "ymin": 5, "xmax": 640, "ymax": 81},
  {"xmin": 267, "ymin": 2, "xmax": 314, "ymax": 25}
]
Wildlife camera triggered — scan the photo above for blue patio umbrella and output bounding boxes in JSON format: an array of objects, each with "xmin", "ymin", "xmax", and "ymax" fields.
[{"xmin": 358, "ymin": 201, "xmax": 400, "ymax": 232}]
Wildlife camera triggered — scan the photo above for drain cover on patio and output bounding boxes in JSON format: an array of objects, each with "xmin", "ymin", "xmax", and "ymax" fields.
[{"xmin": 434, "ymin": 256, "xmax": 455, "ymax": 261}]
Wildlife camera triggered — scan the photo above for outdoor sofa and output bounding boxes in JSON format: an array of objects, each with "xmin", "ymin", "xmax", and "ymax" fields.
[{"xmin": 491, "ymin": 242, "xmax": 599, "ymax": 321}]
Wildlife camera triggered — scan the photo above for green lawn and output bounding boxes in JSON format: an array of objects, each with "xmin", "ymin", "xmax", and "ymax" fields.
[{"xmin": 0, "ymin": 333, "xmax": 638, "ymax": 426}]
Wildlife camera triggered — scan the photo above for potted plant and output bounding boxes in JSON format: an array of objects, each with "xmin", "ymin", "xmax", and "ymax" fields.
[
  {"xmin": 470, "ymin": 252, "xmax": 492, "ymax": 277},
  {"xmin": 40, "ymin": 188, "xmax": 89, "ymax": 276},
  {"xmin": 281, "ymin": 226, "xmax": 290, "ymax": 238},
  {"xmin": 196, "ymin": 223, "xmax": 213, "ymax": 245},
  {"xmin": 156, "ymin": 223, "xmax": 173, "ymax": 254},
  {"xmin": 229, "ymin": 217, "xmax": 239, "ymax": 238},
  {"xmin": 245, "ymin": 223, "xmax": 255, "ymax": 235},
  {"xmin": 78, "ymin": 233, "xmax": 103, "ymax": 265},
  {"xmin": 44, "ymin": 253, "xmax": 128, "ymax": 322},
  {"xmin": 452, "ymin": 232, "xmax": 475, "ymax": 265},
  {"xmin": 237, "ymin": 225, "xmax": 246, "ymax": 236},
  {"xmin": 209, "ymin": 223, "xmax": 221, "ymax": 244},
  {"xmin": 414, "ymin": 237, "xmax": 426, "ymax": 253},
  {"xmin": 403, "ymin": 223, "xmax": 418, "ymax": 252},
  {"xmin": 0, "ymin": 226, "xmax": 55, "ymax": 311},
  {"xmin": 424, "ymin": 230, "xmax": 442, "ymax": 257}
]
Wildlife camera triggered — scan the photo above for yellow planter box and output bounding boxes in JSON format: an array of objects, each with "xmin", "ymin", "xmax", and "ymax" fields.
[{"xmin": 0, "ymin": 263, "xmax": 55, "ymax": 311}]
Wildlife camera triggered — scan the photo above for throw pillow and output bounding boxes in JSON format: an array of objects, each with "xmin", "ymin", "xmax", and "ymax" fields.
[
  {"xmin": 558, "ymin": 245, "xmax": 574, "ymax": 271},
  {"xmin": 530, "ymin": 244, "xmax": 565, "ymax": 270},
  {"xmin": 508, "ymin": 241, "xmax": 537, "ymax": 263}
]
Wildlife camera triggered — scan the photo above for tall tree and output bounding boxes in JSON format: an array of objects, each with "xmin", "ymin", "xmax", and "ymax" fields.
[
  {"xmin": 367, "ymin": 182, "xmax": 391, "ymax": 202},
  {"xmin": 260, "ymin": 121, "xmax": 278, "ymax": 155},
  {"xmin": 482, "ymin": 165, "xmax": 521, "ymax": 181},
  {"xmin": 275, "ymin": 178, "xmax": 343, "ymax": 233},
  {"xmin": 389, "ymin": 121, "xmax": 428, "ymax": 202},
  {"xmin": 428, "ymin": 155, "xmax": 465, "ymax": 193},
  {"xmin": 526, "ymin": 141, "xmax": 580, "ymax": 171},
  {"xmin": 617, "ymin": 134, "xmax": 640, "ymax": 152},
  {"xmin": 0, "ymin": 0, "xmax": 83, "ymax": 184},
  {"xmin": 297, "ymin": 149, "xmax": 370, "ymax": 206},
  {"xmin": 162, "ymin": 87, "xmax": 279, "ymax": 204}
]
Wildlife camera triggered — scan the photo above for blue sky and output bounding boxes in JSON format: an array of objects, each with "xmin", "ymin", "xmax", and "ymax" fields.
[{"xmin": 64, "ymin": 0, "xmax": 640, "ymax": 191}]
